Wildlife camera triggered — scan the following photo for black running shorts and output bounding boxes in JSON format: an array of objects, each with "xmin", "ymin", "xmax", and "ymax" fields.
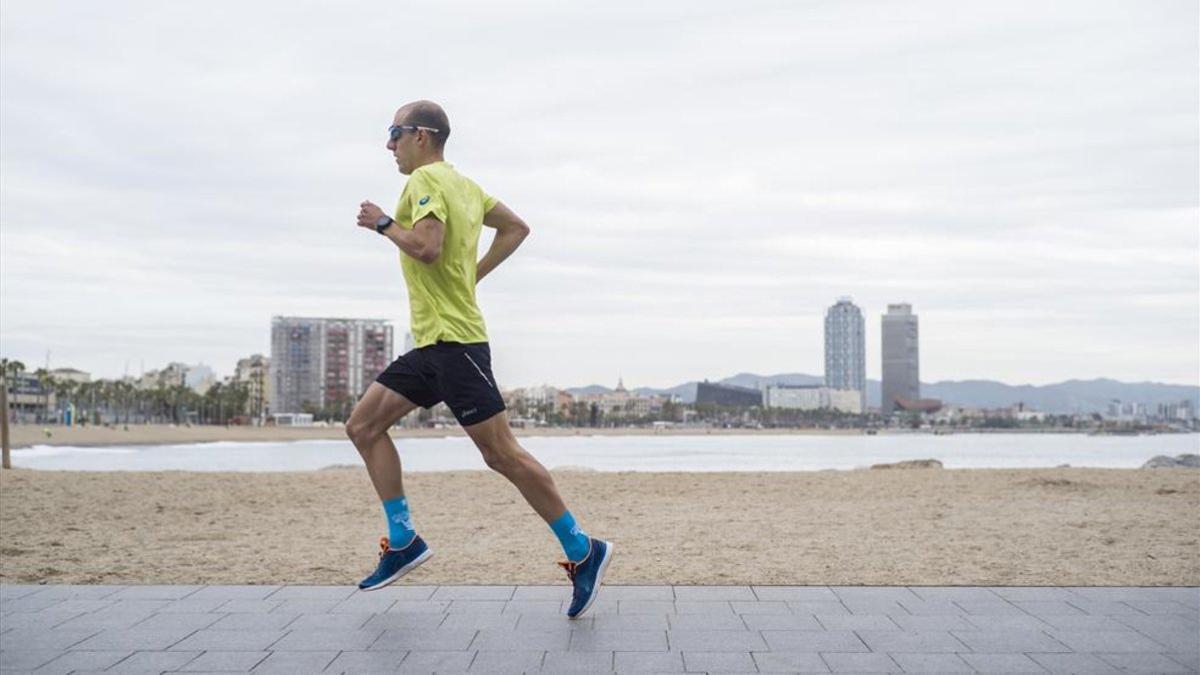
[{"xmin": 375, "ymin": 341, "xmax": 507, "ymax": 426}]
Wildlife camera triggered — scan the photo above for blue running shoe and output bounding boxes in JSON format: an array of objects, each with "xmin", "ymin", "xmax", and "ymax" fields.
[
  {"xmin": 358, "ymin": 535, "xmax": 433, "ymax": 591},
  {"xmin": 558, "ymin": 537, "xmax": 613, "ymax": 619}
]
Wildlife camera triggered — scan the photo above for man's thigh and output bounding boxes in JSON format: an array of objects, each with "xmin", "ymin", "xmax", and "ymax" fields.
[
  {"xmin": 462, "ymin": 408, "xmax": 516, "ymax": 450},
  {"xmin": 349, "ymin": 382, "xmax": 421, "ymax": 434}
]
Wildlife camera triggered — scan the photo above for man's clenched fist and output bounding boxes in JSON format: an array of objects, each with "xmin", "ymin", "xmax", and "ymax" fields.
[{"xmin": 357, "ymin": 200, "xmax": 386, "ymax": 230}]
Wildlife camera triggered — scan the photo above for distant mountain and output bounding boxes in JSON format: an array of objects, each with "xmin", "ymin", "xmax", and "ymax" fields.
[
  {"xmin": 566, "ymin": 384, "xmax": 612, "ymax": 397},
  {"xmin": 566, "ymin": 374, "xmax": 1199, "ymax": 413},
  {"xmin": 919, "ymin": 378, "xmax": 1200, "ymax": 414}
]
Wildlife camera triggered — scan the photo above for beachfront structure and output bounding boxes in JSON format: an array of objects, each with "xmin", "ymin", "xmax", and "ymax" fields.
[
  {"xmin": 765, "ymin": 385, "xmax": 864, "ymax": 414},
  {"xmin": 828, "ymin": 388, "xmax": 864, "ymax": 414},
  {"xmin": 574, "ymin": 379, "xmax": 669, "ymax": 420},
  {"xmin": 765, "ymin": 384, "xmax": 825, "ymax": 410},
  {"xmin": 695, "ymin": 381, "xmax": 763, "ymax": 408},
  {"xmin": 50, "ymin": 368, "xmax": 90, "ymax": 384},
  {"xmin": 234, "ymin": 354, "xmax": 270, "ymax": 421},
  {"xmin": 881, "ymin": 303, "xmax": 920, "ymax": 415},
  {"xmin": 138, "ymin": 362, "xmax": 189, "ymax": 390},
  {"xmin": 184, "ymin": 364, "xmax": 216, "ymax": 394},
  {"xmin": 824, "ymin": 297, "xmax": 866, "ymax": 412},
  {"xmin": 270, "ymin": 316, "xmax": 393, "ymax": 415}
]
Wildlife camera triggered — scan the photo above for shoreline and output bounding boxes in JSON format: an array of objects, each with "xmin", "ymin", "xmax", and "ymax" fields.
[
  {"xmin": 6, "ymin": 423, "xmax": 1182, "ymax": 450},
  {"xmin": 5, "ymin": 424, "xmax": 860, "ymax": 449}
]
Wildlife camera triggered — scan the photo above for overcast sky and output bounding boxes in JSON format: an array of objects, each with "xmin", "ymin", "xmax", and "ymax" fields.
[{"xmin": 1, "ymin": 0, "xmax": 1197, "ymax": 389}]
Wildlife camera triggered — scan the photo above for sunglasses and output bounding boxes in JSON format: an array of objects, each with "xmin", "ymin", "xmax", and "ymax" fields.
[{"xmin": 388, "ymin": 125, "xmax": 441, "ymax": 142}]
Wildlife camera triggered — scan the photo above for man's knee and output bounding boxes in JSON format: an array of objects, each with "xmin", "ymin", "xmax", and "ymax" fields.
[
  {"xmin": 346, "ymin": 414, "xmax": 382, "ymax": 448},
  {"xmin": 478, "ymin": 439, "xmax": 519, "ymax": 474}
]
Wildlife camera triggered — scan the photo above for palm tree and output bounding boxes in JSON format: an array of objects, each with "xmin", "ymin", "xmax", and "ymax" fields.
[
  {"xmin": 33, "ymin": 368, "xmax": 54, "ymax": 423},
  {"xmin": 1, "ymin": 358, "xmax": 27, "ymax": 469},
  {"xmin": 54, "ymin": 378, "xmax": 78, "ymax": 425}
]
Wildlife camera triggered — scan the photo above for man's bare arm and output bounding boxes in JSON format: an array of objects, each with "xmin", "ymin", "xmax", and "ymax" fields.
[
  {"xmin": 477, "ymin": 201, "xmax": 530, "ymax": 283},
  {"xmin": 357, "ymin": 201, "xmax": 444, "ymax": 264}
]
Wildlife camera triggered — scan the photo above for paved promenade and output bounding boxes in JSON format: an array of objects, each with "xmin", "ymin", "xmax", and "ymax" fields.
[{"xmin": 1, "ymin": 584, "xmax": 1196, "ymax": 673}]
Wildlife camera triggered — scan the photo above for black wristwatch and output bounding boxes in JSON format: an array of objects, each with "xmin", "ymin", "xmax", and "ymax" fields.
[{"xmin": 374, "ymin": 215, "xmax": 394, "ymax": 234}]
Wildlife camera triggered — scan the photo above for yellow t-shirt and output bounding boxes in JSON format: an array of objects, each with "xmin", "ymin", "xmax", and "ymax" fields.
[{"xmin": 393, "ymin": 161, "xmax": 496, "ymax": 348}]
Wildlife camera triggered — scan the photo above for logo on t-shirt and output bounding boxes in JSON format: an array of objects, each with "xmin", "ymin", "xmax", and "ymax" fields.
[{"xmin": 418, "ymin": 195, "xmax": 431, "ymax": 205}]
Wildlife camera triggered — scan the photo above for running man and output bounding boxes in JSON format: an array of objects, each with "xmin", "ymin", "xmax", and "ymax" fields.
[{"xmin": 350, "ymin": 100, "xmax": 612, "ymax": 619}]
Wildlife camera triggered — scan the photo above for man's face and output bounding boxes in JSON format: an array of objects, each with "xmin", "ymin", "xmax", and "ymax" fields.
[{"xmin": 387, "ymin": 110, "xmax": 416, "ymax": 175}]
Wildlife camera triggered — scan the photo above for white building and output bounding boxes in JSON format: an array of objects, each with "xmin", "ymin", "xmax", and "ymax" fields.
[
  {"xmin": 765, "ymin": 385, "xmax": 825, "ymax": 410},
  {"xmin": 827, "ymin": 388, "xmax": 864, "ymax": 414},
  {"xmin": 764, "ymin": 385, "xmax": 863, "ymax": 414}
]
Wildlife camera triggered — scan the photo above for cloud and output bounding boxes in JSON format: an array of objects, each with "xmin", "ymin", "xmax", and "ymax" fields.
[{"xmin": 1, "ymin": 0, "xmax": 1196, "ymax": 388}]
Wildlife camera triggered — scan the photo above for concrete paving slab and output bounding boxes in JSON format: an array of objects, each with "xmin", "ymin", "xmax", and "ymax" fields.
[
  {"xmin": 101, "ymin": 650, "xmax": 200, "ymax": 673},
  {"xmin": 614, "ymin": 649, "xmax": 686, "ymax": 672},
  {"xmin": 1027, "ymin": 651, "xmax": 1125, "ymax": 674},
  {"xmin": 674, "ymin": 586, "xmax": 756, "ymax": 602},
  {"xmin": 175, "ymin": 650, "xmax": 269, "ymax": 671},
  {"xmin": 469, "ymin": 628, "xmax": 571, "ymax": 651},
  {"xmin": 888, "ymin": 651, "xmax": 975, "ymax": 673},
  {"xmin": 542, "ymin": 649, "xmax": 614, "ymax": 672},
  {"xmin": 323, "ymin": 649, "xmax": 409, "ymax": 672},
  {"xmin": 393, "ymin": 649, "xmax": 475, "ymax": 671},
  {"xmin": 759, "ymin": 630, "xmax": 868, "ymax": 653},
  {"xmin": 570, "ymin": 629, "xmax": 667, "ymax": 652},
  {"xmin": 467, "ymin": 649, "xmax": 543, "ymax": 672},
  {"xmin": 430, "ymin": 585, "xmax": 515, "ymax": 601},
  {"xmin": 31, "ymin": 650, "xmax": 132, "ymax": 674},
  {"xmin": 742, "ymin": 613, "xmax": 824, "ymax": 630},
  {"xmin": 750, "ymin": 650, "xmax": 830, "ymax": 672},
  {"xmin": 250, "ymin": 649, "xmax": 338, "ymax": 673},
  {"xmin": 668, "ymin": 628, "xmax": 768, "ymax": 652},
  {"xmin": 682, "ymin": 650, "xmax": 757, "ymax": 671},
  {"xmin": 1097, "ymin": 651, "xmax": 1197, "ymax": 674},
  {"xmin": 957, "ymin": 651, "xmax": 1050, "ymax": 673},
  {"xmin": 821, "ymin": 651, "xmax": 902, "ymax": 672}
]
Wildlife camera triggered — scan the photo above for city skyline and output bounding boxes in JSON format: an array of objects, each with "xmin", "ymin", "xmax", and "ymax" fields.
[
  {"xmin": 2, "ymin": 294, "xmax": 1198, "ymax": 391},
  {"xmin": 1, "ymin": 2, "xmax": 1196, "ymax": 388}
]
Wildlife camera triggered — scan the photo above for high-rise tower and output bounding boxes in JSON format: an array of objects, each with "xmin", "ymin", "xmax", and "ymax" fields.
[
  {"xmin": 824, "ymin": 297, "xmax": 866, "ymax": 412},
  {"xmin": 881, "ymin": 303, "xmax": 919, "ymax": 415}
]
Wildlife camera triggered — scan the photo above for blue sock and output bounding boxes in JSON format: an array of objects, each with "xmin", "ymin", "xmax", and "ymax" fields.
[
  {"xmin": 383, "ymin": 496, "xmax": 416, "ymax": 549},
  {"xmin": 550, "ymin": 510, "xmax": 590, "ymax": 562}
]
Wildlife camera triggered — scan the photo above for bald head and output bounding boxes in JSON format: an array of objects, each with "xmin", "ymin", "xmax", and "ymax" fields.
[{"xmin": 397, "ymin": 100, "xmax": 450, "ymax": 149}]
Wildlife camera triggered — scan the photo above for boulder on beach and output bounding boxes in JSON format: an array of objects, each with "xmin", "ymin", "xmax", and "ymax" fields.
[
  {"xmin": 1140, "ymin": 454, "xmax": 1200, "ymax": 469},
  {"xmin": 870, "ymin": 459, "xmax": 943, "ymax": 470}
]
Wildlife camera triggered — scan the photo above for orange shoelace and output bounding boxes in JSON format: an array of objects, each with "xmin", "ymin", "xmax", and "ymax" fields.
[
  {"xmin": 378, "ymin": 536, "xmax": 390, "ymax": 557},
  {"xmin": 557, "ymin": 560, "xmax": 578, "ymax": 582}
]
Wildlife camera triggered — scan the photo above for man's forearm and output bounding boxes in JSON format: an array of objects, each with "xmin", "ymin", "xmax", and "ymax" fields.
[
  {"xmin": 477, "ymin": 229, "xmax": 527, "ymax": 282},
  {"xmin": 383, "ymin": 226, "xmax": 432, "ymax": 262}
]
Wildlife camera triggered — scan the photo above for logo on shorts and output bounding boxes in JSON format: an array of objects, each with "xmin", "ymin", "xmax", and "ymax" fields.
[
  {"xmin": 461, "ymin": 408, "xmax": 478, "ymax": 418},
  {"xmin": 418, "ymin": 195, "xmax": 431, "ymax": 205}
]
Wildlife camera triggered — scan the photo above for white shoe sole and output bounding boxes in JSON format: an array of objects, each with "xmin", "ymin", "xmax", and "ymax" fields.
[
  {"xmin": 569, "ymin": 541, "xmax": 614, "ymax": 619},
  {"xmin": 360, "ymin": 548, "xmax": 433, "ymax": 592}
]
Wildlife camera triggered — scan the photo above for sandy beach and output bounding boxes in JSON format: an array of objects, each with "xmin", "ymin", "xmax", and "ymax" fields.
[
  {"xmin": 5, "ymin": 423, "xmax": 867, "ymax": 450},
  {"xmin": 1, "ymin": 467, "xmax": 1196, "ymax": 586}
]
